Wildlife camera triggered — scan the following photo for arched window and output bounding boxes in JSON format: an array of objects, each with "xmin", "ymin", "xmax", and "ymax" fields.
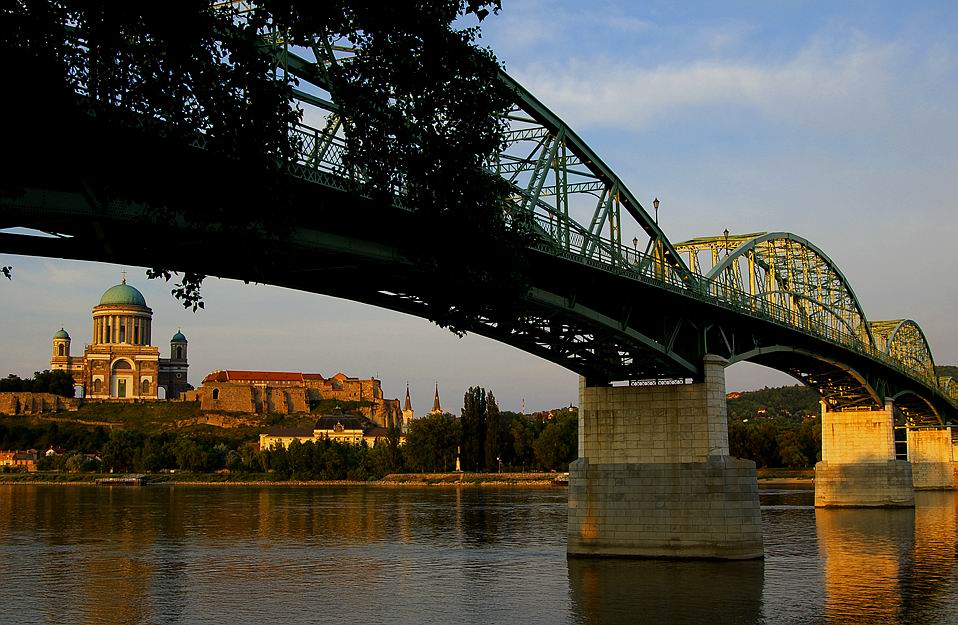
[
  {"xmin": 141, "ymin": 379, "xmax": 151, "ymax": 395},
  {"xmin": 176, "ymin": 346, "xmax": 183, "ymax": 360},
  {"xmin": 212, "ymin": 388, "xmax": 220, "ymax": 400},
  {"xmin": 57, "ymin": 344, "xmax": 64, "ymax": 356},
  {"xmin": 93, "ymin": 379, "xmax": 102, "ymax": 393},
  {"xmin": 112, "ymin": 360, "xmax": 132, "ymax": 370}
]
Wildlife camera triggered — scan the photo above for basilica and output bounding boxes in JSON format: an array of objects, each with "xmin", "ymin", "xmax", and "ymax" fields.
[{"xmin": 49, "ymin": 276, "xmax": 191, "ymax": 399}]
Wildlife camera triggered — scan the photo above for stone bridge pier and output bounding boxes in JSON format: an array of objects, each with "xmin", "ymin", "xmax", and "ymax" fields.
[
  {"xmin": 907, "ymin": 427, "xmax": 958, "ymax": 490},
  {"xmin": 567, "ymin": 354, "xmax": 763, "ymax": 560},
  {"xmin": 815, "ymin": 401, "xmax": 914, "ymax": 507}
]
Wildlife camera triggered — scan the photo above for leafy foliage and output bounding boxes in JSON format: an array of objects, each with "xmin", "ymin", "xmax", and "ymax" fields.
[
  {"xmin": 0, "ymin": 370, "xmax": 76, "ymax": 397},
  {"xmin": 404, "ymin": 411, "xmax": 461, "ymax": 472},
  {"xmin": 728, "ymin": 417, "xmax": 822, "ymax": 468},
  {"xmin": 726, "ymin": 385, "xmax": 820, "ymax": 421},
  {"xmin": 2, "ymin": 1, "xmax": 526, "ymax": 323}
]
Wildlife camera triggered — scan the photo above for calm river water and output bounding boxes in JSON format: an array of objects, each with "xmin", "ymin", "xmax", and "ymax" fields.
[{"xmin": 0, "ymin": 484, "xmax": 956, "ymax": 625}]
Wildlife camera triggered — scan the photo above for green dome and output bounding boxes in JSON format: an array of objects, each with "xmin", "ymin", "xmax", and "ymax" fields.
[
  {"xmin": 53, "ymin": 328, "xmax": 70, "ymax": 340},
  {"xmin": 98, "ymin": 283, "xmax": 147, "ymax": 307},
  {"xmin": 171, "ymin": 330, "xmax": 187, "ymax": 342}
]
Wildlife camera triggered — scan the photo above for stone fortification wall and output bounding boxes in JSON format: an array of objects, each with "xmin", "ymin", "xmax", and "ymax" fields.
[
  {"xmin": 0, "ymin": 392, "xmax": 80, "ymax": 415},
  {"xmin": 306, "ymin": 377, "xmax": 383, "ymax": 403},
  {"xmin": 194, "ymin": 383, "xmax": 309, "ymax": 414}
]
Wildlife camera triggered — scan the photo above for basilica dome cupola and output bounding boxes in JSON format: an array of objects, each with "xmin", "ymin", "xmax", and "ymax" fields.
[{"xmin": 91, "ymin": 274, "xmax": 153, "ymax": 346}]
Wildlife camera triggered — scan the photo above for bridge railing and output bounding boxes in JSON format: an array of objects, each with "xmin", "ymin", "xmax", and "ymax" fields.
[
  {"xmin": 526, "ymin": 211, "xmax": 944, "ymax": 396},
  {"xmin": 63, "ymin": 80, "xmax": 948, "ymax": 404},
  {"xmin": 274, "ymin": 105, "xmax": 944, "ymax": 397}
]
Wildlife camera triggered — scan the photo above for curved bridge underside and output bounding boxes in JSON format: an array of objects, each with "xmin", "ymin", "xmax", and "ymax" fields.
[{"xmin": 1, "ymin": 22, "xmax": 955, "ymax": 425}]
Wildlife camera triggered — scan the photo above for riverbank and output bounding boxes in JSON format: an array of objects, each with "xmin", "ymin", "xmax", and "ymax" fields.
[
  {"xmin": 756, "ymin": 468, "xmax": 814, "ymax": 484},
  {"xmin": 0, "ymin": 468, "xmax": 813, "ymax": 486},
  {"xmin": 0, "ymin": 471, "xmax": 563, "ymax": 487}
]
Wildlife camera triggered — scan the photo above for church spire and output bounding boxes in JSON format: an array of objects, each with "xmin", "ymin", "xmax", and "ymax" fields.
[
  {"xmin": 431, "ymin": 383, "xmax": 442, "ymax": 414},
  {"xmin": 404, "ymin": 383, "xmax": 412, "ymax": 411}
]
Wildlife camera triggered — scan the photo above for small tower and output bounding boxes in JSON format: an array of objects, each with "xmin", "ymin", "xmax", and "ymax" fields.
[
  {"xmin": 51, "ymin": 328, "xmax": 71, "ymax": 362},
  {"xmin": 171, "ymin": 329, "xmax": 188, "ymax": 362},
  {"xmin": 431, "ymin": 383, "xmax": 442, "ymax": 415},
  {"xmin": 158, "ymin": 329, "xmax": 190, "ymax": 399},
  {"xmin": 402, "ymin": 383, "xmax": 415, "ymax": 431}
]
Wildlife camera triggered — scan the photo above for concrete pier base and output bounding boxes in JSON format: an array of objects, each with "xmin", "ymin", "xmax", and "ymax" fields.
[
  {"xmin": 568, "ymin": 456, "xmax": 763, "ymax": 559},
  {"xmin": 907, "ymin": 428, "xmax": 958, "ymax": 490},
  {"xmin": 567, "ymin": 355, "xmax": 763, "ymax": 560},
  {"xmin": 814, "ymin": 460, "xmax": 914, "ymax": 507},
  {"xmin": 815, "ymin": 401, "xmax": 915, "ymax": 507}
]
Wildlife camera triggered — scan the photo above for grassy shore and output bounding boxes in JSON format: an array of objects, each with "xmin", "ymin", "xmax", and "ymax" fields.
[{"xmin": 0, "ymin": 471, "xmax": 563, "ymax": 487}]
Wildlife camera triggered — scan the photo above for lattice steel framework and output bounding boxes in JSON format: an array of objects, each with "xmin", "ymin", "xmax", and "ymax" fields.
[
  {"xmin": 869, "ymin": 320, "xmax": 937, "ymax": 383},
  {"xmin": 675, "ymin": 232, "xmax": 874, "ymax": 350},
  {"xmin": 3, "ymin": 6, "xmax": 956, "ymax": 422}
]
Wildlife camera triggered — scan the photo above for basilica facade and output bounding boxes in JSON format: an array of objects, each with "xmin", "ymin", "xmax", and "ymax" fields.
[{"xmin": 49, "ymin": 277, "xmax": 191, "ymax": 400}]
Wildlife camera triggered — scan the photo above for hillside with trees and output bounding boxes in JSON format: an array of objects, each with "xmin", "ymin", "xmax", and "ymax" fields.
[{"xmin": 726, "ymin": 384, "xmax": 821, "ymax": 468}]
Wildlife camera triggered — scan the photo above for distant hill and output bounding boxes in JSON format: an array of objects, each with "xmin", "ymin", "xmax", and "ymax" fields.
[
  {"xmin": 936, "ymin": 365, "xmax": 958, "ymax": 379},
  {"xmin": 726, "ymin": 384, "xmax": 819, "ymax": 421}
]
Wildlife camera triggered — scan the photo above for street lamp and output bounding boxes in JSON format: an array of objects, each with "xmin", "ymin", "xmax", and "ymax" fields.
[
  {"xmin": 723, "ymin": 228, "xmax": 730, "ymax": 257},
  {"xmin": 653, "ymin": 197, "xmax": 660, "ymax": 224},
  {"xmin": 632, "ymin": 236, "xmax": 638, "ymax": 251}
]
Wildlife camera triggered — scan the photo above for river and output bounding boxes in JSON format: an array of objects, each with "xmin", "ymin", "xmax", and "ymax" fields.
[{"xmin": 0, "ymin": 484, "xmax": 955, "ymax": 624}]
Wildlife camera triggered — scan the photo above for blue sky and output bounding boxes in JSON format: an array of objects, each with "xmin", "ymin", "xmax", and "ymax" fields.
[{"xmin": 2, "ymin": 1, "xmax": 957, "ymax": 413}]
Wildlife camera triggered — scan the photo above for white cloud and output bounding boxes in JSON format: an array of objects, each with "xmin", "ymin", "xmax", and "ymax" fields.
[{"xmin": 510, "ymin": 30, "xmax": 953, "ymax": 139}]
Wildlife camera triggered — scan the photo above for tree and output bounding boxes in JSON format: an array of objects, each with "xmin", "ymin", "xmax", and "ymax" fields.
[
  {"xmin": 405, "ymin": 412, "xmax": 460, "ymax": 472},
  {"xmin": 0, "ymin": 370, "xmax": 75, "ymax": 396},
  {"xmin": 101, "ymin": 430, "xmax": 142, "ymax": 472},
  {"xmin": 484, "ymin": 391, "xmax": 500, "ymax": 471},
  {"xmin": 533, "ymin": 423, "xmax": 563, "ymax": 471},
  {"xmin": 510, "ymin": 414, "xmax": 536, "ymax": 470},
  {"xmin": 173, "ymin": 436, "xmax": 207, "ymax": 472},
  {"xmin": 460, "ymin": 386, "xmax": 486, "ymax": 471},
  {"xmin": 33, "ymin": 369, "xmax": 76, "ymax": 397},
  {"xmin": 3, "ymin": 2, "xmax": 523, "ymax": 319},
  {"xmin": 0, "ymin": 374, "xmax": 27, "ymax": 392}
]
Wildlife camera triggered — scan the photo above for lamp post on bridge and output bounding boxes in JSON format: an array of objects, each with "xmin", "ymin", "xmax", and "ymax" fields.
[
  {"xmin": 724, "ymin": 228, "xmax": 730, "ymax": 256},
  {"xmin": 653, "ymin": 197, "xmax": 660, "ymax": 224}
]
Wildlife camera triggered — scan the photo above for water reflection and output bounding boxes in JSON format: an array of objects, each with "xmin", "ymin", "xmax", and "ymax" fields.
[
  {"xmin": 817, "ymin": 506, "xmax": 914, "ymax": 623},
  {"xmin": 816, "ymin": 492, "xmax": 958, "ymax": 625},
  {"xmin": 1, "ymin": 485, "xmax": 957, "ymax": 624},
  {"xmin": 568, "ymin": 558, "xmax": 765, "ymax": 625}
]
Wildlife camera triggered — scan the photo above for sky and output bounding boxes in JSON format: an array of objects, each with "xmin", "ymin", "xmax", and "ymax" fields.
[{"xmin": 2, "ymin": 1, "xmax": 957, "ymax": 414}]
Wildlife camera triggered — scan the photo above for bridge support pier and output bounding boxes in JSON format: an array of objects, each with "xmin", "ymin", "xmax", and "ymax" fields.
[
  {"xmin": 567, "ymin": 355, "xmax": 763, "ymax": 560},
  {"xmin": 815, "ymin": 401, "xmax": 914, "ymax": 507},
  {"xmin": 907, "ymin": 427, "xmax": 958, "ymax": 490}
]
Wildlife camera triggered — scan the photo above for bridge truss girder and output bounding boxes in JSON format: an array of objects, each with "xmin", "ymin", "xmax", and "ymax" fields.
[{"xmin": 2, "ymin": 15, "xmax": 956, "ymax": 424}]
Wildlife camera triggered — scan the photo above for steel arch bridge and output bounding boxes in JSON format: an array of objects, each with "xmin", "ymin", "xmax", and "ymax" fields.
[{"xmin": 2, "ymin": 16, "xmax": 955, "ymax": 426}]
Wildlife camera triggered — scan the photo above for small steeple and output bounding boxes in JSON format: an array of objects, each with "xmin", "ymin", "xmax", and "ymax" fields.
[
  {"xmin": 120, "ymin": 270, "xmax": 127, "ymax": 285},
  {"xmin": 431, "ymin": 383, "xmax": 442, "ymax": 414},
  {"xmin": 404, "ymin": 383, "xmax": 413, "ymax": 411}
]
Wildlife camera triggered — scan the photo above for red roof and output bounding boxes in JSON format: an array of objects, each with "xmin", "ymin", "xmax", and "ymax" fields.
[
  {"xmin": 203, "ymin": 370, "xmax": 305, "ymax": 384},
  {"xmin": 303, "ymin": 373, "xmax": 326, "ymax": 381}
]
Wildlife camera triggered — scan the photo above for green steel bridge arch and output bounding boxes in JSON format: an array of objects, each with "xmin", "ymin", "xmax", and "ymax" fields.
[{"xmin": 2, "ymin": 19, "xmax": 955, "ymax": 426}]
